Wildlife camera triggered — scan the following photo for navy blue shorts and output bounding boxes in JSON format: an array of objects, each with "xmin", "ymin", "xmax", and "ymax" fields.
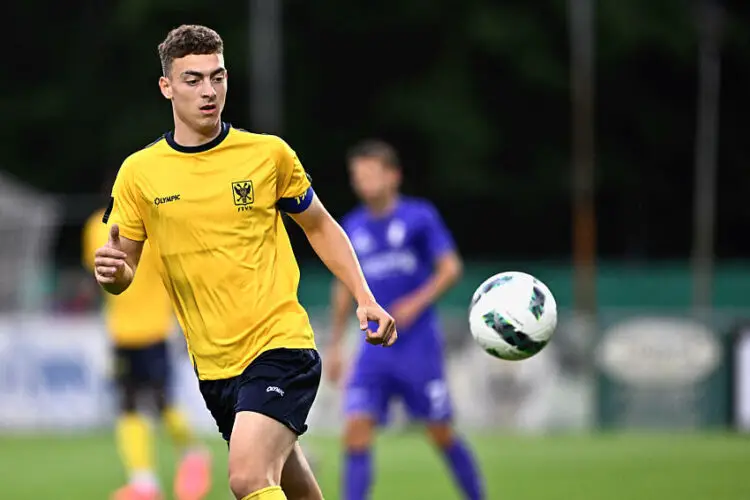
[
  {"xmin": 198, "ymin": 348, "xmax": 321, "ymax": 442},
  {"xmin": 113, "ymin": 340, "xmax": 171, "ymax": 388}
]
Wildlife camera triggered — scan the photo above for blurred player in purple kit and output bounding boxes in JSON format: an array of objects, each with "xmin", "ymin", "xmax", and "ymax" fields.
[{"xmin": 326, "ymin": 140, "xmax": 485, "ymax": 499}]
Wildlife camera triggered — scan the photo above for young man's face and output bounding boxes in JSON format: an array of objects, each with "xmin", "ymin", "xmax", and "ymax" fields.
[{"xmin": 159, "ymin": 53, "xmax": 228, "ymax": 132}]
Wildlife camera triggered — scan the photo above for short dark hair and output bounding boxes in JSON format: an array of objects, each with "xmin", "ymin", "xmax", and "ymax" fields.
[
  {"xmin": 346, "ymin": 139, "xmax": 401, "ymax": 170},
  {"xmin": 158, "ymin": 24, "xmax": 224, "ymax": 77}
]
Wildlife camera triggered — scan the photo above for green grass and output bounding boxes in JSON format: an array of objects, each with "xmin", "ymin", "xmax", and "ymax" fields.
[{"xmin": 0, "ymin": 431, "xmax": 748, "ymax": 499}]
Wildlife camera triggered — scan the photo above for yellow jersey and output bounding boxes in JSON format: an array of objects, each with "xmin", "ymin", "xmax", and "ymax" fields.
[
  {"xmin": 82, "ymin": 208, "xmax": 174, "ymax": 347},
  {"xmin": 106, "ymin": 123, "xmax": 316, "ymax": 380}
]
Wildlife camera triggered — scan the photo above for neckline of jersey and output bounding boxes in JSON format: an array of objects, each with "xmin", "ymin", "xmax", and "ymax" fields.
[
  {"xmin": 165, "ymin": 122, "xmax": 230, "ymax": 154},
  {"xmin": 364, "ymin": 196, "xmax": 402, "ymax": 221}
]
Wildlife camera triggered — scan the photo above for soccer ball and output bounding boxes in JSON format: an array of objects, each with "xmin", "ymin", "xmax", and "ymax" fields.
[{"xmin": 468, "ymin": 271, "xmax": 557, "ymax": 361}]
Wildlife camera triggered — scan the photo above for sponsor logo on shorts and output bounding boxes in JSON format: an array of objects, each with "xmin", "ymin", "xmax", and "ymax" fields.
[{"xmin": 266, "ymin": 385, "xmax": 284, "ymax": 397}]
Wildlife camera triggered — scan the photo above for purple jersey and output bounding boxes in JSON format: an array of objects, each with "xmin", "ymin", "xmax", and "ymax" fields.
[
  {"xmin": 341, "ymin": 196, "xmax": 456, "ymax": 424},
  {"xmin": 342, "ymin": 196, "xmax": 455, "ymax": 347}
]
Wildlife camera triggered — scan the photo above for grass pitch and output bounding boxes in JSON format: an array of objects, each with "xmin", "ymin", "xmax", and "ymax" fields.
[{"xmin": 0, "ymin": 431, "xmax": 747, "ymax": 499}]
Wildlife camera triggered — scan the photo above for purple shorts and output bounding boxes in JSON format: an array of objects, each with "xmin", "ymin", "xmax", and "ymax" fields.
[{"xmin": 343, "ymin": 341, "xmax": 453, "ymax": 425}]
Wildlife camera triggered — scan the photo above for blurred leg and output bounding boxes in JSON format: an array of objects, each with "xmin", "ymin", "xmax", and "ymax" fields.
[
  {"xmin": 341, "ymin": 363, "xmax": 390, "ymax": 500},
  {"xmin": 113, "ymin": 347, "xmax": 160, "ymax": 499},
  {"xmin": 343, "ymin": 415, "xmax": 376, "ymax": 500},
  {"xmin": 400, "ymin": 373, "xmax": 485, "ymax": 500},
  {"xmin": 141, "ymin": 340, "xmax": 212, "ymax": 500},
  {"xmin": 425, "ymin": 423, "xmax": 485, "ymax": 500},
  {"xmin": 161, "ymin": 379, "xmax": 211, "ymax": 500}
]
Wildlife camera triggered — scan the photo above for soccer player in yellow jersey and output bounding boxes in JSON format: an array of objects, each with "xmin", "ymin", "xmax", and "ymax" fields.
[
  {"xmin": 92, "ymin": 25, "xmax": 397, "ymax": 500},
  {"xmin": 83, "ymin": 205, "xmax": 212, "ymax": 500}
]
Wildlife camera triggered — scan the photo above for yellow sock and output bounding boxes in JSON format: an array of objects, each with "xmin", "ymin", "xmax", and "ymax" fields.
[
  {"xmin": 162, "ymin": 406, "xmax": 194, "ymax": 451},
  {"xmin": 241, "ymin": 486, "xmax": 287, "ymax": 500},
  {"xmin": 115, "ymin": 413, "xmax": 154, "ymax": 476}
]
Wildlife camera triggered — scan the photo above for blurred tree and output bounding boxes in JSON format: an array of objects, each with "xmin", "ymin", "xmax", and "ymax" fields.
[{"xmin": 3, "ymin": 0, "xmax": 750, "ymax": 261}]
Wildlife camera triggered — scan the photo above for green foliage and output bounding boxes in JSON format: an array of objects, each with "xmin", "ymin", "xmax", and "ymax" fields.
[{"xmin": 6, "ymin": 0, "xmax": 750, "ymax": 259}]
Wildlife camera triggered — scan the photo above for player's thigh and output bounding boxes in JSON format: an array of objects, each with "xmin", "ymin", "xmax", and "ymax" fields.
[
  {"xmin": 228, "ymin": 411, "xmax": 297, "ymax": 492},
  {"xmin": 344, "ymin": 361, "xmax": 393, "ymax": 429},
  {"xmin": 234, "ymin": 348, "xmax": 322, "ymax": 437},
  {"xmin": 280, "ymin": 442, "xmax": 324, "ymax": 500},
  {"xmin": 139, "ymin": 340, "xmax": 172, "ymax": 412},
  {"xmin": 130, "ymin": 340, "xmax": 169, "ymax": 382},
  {"xmin": 113, "ymin": 347, "xmax": 139, "ymax": 412},
  {"xmin": 343, "ymin": 370, "xmax": 393, "ymax": 449},
  {"xmin": 198, "ymin": 348, "xmax": 322, "ymax": 444},
  {"xmin": 226, "ymin": 415, "xmax": 324, "ymax": 498},
  {"xmin": 228, "ymin": 349, "xmax": 322, "ymax": 494},
  {"xmin": 398, "ymin": 373, "xmax": 454, "ymax": 424}
]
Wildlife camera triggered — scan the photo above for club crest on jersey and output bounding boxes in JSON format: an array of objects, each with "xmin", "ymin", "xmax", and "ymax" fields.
[
  {"xmin": 351, "ymin": 229, "xmax": 375, "ymax": 254},
  {"xmin": 232, "ymin": 180, "xmax": 254, "ymax": 212},
  {"xmin": 387, "ymin": 219, "xmax": 406, "ymax": 248}
]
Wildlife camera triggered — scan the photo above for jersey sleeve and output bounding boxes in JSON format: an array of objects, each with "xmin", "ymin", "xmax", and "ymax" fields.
[
  {"xmin": 274, "ymin": 138, "xmax": 314, "ymax": 214},
  {"xmin": 105, "ymin": 161, "xmax": 147, "ymax": 241},
  {"xmin": 422, "ymin": 203, "xmax": 456, "ymax": 262}
]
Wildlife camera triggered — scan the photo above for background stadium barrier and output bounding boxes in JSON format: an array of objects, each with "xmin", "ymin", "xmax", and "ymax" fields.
[{"xmin": 0, "ymin": 308, "xmax": 745, "ymax": 434}]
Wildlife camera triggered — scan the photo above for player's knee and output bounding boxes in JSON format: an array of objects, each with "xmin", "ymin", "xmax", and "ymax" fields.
[
  {"xmin": 280, "ymin": 475, "xmax": 322, "ymax": 500},
  {"xmin": 282, "ymin": 481, "xmax": 323, "ymax": 500},
  {"xmin": 426, "ymin": 422, "xmax": 455, "ymax": 449},
  {"xmin": 344, "ymin": 416, "xmax": 374, "ymax": 451},
  {"xmin": 288, "ymin": 491, "xmax": 323, "ymax": 500},
  {"xmin": 228, "ymin": 468, "xmax": 276, "ymax": 499}
]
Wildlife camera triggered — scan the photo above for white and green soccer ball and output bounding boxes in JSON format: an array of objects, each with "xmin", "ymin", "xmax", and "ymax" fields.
[{"xmin": 468, "ymin": 271, "xmax": 557, "ymax": 361}]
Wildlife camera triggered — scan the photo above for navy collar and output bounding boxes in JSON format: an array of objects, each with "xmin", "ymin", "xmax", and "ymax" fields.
[{"xmin": 165, "ymin": 122, "xmax": 230, "ymax": 153}]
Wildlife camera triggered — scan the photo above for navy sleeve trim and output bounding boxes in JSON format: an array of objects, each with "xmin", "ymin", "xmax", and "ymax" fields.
[
  {"xmin": 277, "ymin": 186, "xmax": 315, "ymax": 214},
  {"xmin": 102, "ymin": 197, "xmax": 114, "ymax": 223}
]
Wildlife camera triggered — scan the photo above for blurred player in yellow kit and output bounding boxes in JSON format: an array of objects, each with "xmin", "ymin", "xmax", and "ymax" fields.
[{"xmin": 83, "ymin": 207, "xmax": 212, "ymax": 500}]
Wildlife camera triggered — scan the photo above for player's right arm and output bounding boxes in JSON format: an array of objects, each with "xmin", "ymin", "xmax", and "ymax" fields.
[
  {"xmin": 94, "ymin": 226, "xmax": 143, "ymax": 295},
  {"xmin": 94, "ymin": 160, "xmax": 147, "ymax": 295}
]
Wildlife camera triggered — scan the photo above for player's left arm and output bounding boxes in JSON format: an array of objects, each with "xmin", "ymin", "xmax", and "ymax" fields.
[
  {"xmin": 275, "ymin": 139, "xmax": 396, "ymax": 347},
  {"xmin": 287, "ymin": 197, "xmax": 396, "ymax": 347},
  {"xmin": 286, "ymin": 196, "xmax": 369, "ymax": 301}
]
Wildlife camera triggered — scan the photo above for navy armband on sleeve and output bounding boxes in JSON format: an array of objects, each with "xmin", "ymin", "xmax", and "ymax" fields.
[
  {"xmin": 277, "ymin": 186, "xmax": 315, "ymax": 214},
  {"xmin": 102, "ymin": 197, "xmax": 114, "ymax": 223}
]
